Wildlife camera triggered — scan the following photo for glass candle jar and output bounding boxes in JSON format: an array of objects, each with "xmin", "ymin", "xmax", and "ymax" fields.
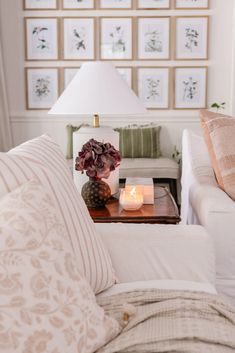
[{"xmin": 119, "ymin": 187, "xmax": 143, "ymax": 211}]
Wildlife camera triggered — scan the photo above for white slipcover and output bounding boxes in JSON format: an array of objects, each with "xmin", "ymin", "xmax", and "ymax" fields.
[{"xmin": 181, "ymin": 129, "xmax": 235, "ymax": 304}]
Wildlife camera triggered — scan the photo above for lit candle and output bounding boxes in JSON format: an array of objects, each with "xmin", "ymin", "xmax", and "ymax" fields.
[{"xmin": 119, "ymin": 187, "xmax": 143, "ymax": 211}]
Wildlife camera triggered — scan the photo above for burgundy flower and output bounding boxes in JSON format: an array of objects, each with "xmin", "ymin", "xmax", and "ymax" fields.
[{"xmin": 75, "ymin": 138, "xmax": 121, "ymax": 179}]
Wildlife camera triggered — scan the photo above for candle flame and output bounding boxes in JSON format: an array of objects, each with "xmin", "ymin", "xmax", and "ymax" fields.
[{"xmin": 130, "ymin": 187, "xmax": 136, "ymax": 199}]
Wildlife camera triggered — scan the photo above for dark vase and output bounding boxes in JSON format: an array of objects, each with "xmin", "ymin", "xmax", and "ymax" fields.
[{"xmin": 81, "ymin": 177, "xmax": 111, "ymax": 208}]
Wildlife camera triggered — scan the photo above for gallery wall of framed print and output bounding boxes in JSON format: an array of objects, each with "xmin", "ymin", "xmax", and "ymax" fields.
[
  {"xmin": 175, "ymin": 16, "xmax": 208, "ymax": 60},
  {"xmin": 100, "ymin": 17, "xmax": 133, "ymax": 60},
  {"xmin": 174, "ymin": 67, "xmax": 207, "ymax": 109},
  {"xmin": 25, "ymin": 18, "xmax": 58, "ymax": 60},
  {"xmin": 63, "ymin": 18, "xmax": 95, "ymax": 60},
  {"xmin": 99, "ymin": 0, "xmax": 132, "ymax": 9},
  {"xmin": 23, "ymin": 0, "xmax": 58, "ymax": 10},
  {"xmin": 62, "ymin": 0, "xmax": 95, "ymax": 10},
  {"xmin": 137, "ymin": 17, "xmax": 170, "ymax": 60},
  {"xmin": 137, "ymin": 67, "xmax": 170, "ymax": 109},
  {"xmin": 137, "ymin": 0, "xmax": 170, "ymax": 9},
  {"xmin": 116, "ymin": 67, "xmax": 132, "ymax": 88},
  {"xmin": 175, "ymin": 0, "xmax": 209, "ymax": 9},
  {"xmin": 63, "ymin": 67, "xmax": 79, "ymax": 88},
  {"xmin": 26, "ymin": 68, "xmax": 59, "ymax": 110}
]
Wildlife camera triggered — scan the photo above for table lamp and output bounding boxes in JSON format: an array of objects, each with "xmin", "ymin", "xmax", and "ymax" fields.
[{"xmin": 49, "ymin": 62, "xmax": 147, "ymax": 194}]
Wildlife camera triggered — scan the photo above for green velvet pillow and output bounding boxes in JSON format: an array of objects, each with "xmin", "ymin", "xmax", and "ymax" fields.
[
  {"xmin": 66, "ymin": 124, "xmax": 83, "ymax": 159},
  {"xmin": 114, "ymin": 124, "xmax": 161, "ymax": 158}
]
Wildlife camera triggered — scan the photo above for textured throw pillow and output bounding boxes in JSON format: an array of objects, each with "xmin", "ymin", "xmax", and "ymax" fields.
[
  {"xmin": 200, "ymin": 109, "xmax": 235, "ymax": 200},
  {"xmin": 114, "ymin": 124, "xmax": 161, "ymax": 158},
  {"xmin": 0, "ymin": 135, "xmax": 115, "ymax": 294},
  {"xmin": 0, "ymin": 179, "xmax": 120, "ymax": 353}
]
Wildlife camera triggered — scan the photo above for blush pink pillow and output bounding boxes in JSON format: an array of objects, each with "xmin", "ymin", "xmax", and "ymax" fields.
[
  {"xmin": 200, "ymin": 109, "xmax": 235, "ymax": 200},
  {"xmin": 0, "ymin": 179, "xmax": 120, "ymax": 353}
]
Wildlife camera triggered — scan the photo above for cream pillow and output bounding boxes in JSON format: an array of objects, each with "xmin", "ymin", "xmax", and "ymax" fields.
[
  {"xmin": 200, "ymin": 109, "xmax": 235, "ymax": 201},
  {"xmin": 0, "ymin": 135, "xmax": 115, "ymax": 293},
  {"xmin": 0, "ymin": 179, "xmax": 120, "ymax": 353}
]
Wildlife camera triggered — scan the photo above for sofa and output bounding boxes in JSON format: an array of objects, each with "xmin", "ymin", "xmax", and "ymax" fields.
[
  {"xmin": 1, "ymin": 134, "xmax": 235, "ymax": 352},
  {"xmin": 181, "ymin": 128, "xmax": 235, "ymax": 304}
]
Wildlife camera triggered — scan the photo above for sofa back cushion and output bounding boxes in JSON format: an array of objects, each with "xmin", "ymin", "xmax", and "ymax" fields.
[
  {"xmin": 0, "ymin": 179, "xmax": 120, "ymax": 353},
  {"xmin": 200, "ymin": 109, "xmax": 235, "ymax": 201},
  {"xmin": 0, "ymin": 135, "xmax": 115, "ymax": 293}
]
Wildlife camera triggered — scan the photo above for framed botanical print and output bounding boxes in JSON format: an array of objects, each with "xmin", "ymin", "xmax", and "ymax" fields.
[
  {"xmin": 26, "ymin": 68, "xmax": 59, "ymax": 110},
  {"xmin": 175, "ymin": 0, "xmax": 209, "ymax": 9},
  {"xmin": 137, "ymin": 0, "xmax": 170, "ymax": 9},
  {"xmin": 62, "ymin": 0, "xmax": 95, "ymax": 9},
  {"xmin": 116, "ymin": 67, "xmax": 132, "ymax": 88},
  {"xmin": 63, "ymin": 18, "xmax": 95, "ymax": 60},
  {"xmin": 137, "ymin": 67, "xmax": 170, "ymax": 109},
  {"xmin": 175, "ymin": 16, "xmax": 209, "ymax": 60},
  {"xmin": 63, "ymin": 67, "xmax": 79, "ymax": 88},
  {"xmin": 25, "ymin": 18, "xmax": 58, "ymax": 60},
  {"xmin": 99, "ymin": 0, "xmax": 132, "ymax": 9},
  {"xmin": 137, "ymin": 17, "xmax": 170, "ymax": 60},
  {"xmin": 23, "ymin": 0, "xmax": 58, "ymax": 10},
  {"xmin": 100, "ymin": 17, "xmax": 133, "ymax": 60},
  {"xmin": 174, "ymin": 67, "xmax": 207, "ymax": 109}
]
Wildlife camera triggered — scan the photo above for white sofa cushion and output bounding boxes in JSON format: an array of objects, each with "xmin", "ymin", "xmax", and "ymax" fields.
[
  {"xmin": 0, "ymin": 179, "xmax": 120, "ymax": 353},
  {"xmin": 0, "ymin": 135, "xmax": 115, "ymax": 294},
  {"xmin": 96, "ymin": 223, "xmax": 215, "ymax": 285},
  {"xmin": 119, "ymin": 157, "xmax": 179, "ymax": 179},
  {"xmin": 181, "ymin": 129, "xmax": 235, "ymax": 304}
]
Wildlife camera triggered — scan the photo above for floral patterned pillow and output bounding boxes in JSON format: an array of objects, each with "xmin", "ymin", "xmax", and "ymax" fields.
[{"xmin": 0, "ymin": 179, "xmax": 120, "ymax": 353}]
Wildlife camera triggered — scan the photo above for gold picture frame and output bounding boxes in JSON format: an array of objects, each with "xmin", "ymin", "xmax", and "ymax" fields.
[
  {"xmin": 62, "ymin": 17, "xmax": 96, "ymax": 61},
  {"xmin": 137, "ymin": 0, "xmax": 171, "ymax": 10},
  {"xmin": 174, "ymin": 0, "xmax": 210, "ymax": 9},
  {"xmin": 136, "ymin": 66, "xmax": 171, "ymax": 110},
  {"xmin": 137, "ymin": 17, "xmax": 171, "ymax": 61},
  {"xmin": 61, "ymin": 0, "xmax": 95, "ymax": 10},
  {"xmin": 24, "ymin": 17, "xmax": 59, "ymax": 61},
  {"xmin": 173, "ymin": 66, "xmax": 208, "ymax": 110},
  {"xmin": 23, "ymin": 0, "xmax": 59, "ymax": 10},
  {"xmin": 174, "ymin": 16, "xmax": 209, "ymax": 60},
  {"xmin": 99, "ymin": 0, "xmax": 133, "ymax": 9},
  {"xmin": 99, "ymin": 17, "xmax": 133, "ymax": 61},
  {"xmin": 25, "ymin": 67, "xmax": 60, "ymax": 110}
]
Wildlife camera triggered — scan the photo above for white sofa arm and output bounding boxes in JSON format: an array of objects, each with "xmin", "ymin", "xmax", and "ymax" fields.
[{"xmin": 95, "ymin": 223, "xmax": 215, "ymax": 285}]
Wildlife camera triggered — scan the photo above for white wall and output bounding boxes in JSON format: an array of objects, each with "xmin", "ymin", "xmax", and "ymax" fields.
[{"xmin": 0, "ymin": 0, "xmax": 234, "ymax": 157}]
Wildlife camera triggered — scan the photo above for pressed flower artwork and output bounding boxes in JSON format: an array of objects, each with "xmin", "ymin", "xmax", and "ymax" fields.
[
  {"xmin": 26, "ymin": 68, "xmax": 59, "ymax": 109},
  {"xmin": 174, "ymin": 67, "xmax": 207, "ymax": 109},
  {"xmin": 62, "ymin": 0, "xmax": 94, "ymax": 9},
  {"xmin": 137, "ymin": 0, "xmax": 170, "ymax": 9},
  {"xmin": 100, "ymin": 18, "xmax": 132, "ymax": 60},
  {"xmin": 175, "ymin": 0, "xmax": 209, "ymax": 9},
  {"xmin": 25, "ymin": 18, "xmax": 58, "ymax": 60},
  {"xmin": 24, "ymin": 0, "xmax": 58, "ymax": 9},
  {"xmin": 175, "ymin": 17, "xmax": 208, "ymax": 59},
  {"xmin": 63, "ymin": 18, "xmax": 95, "ymax": 60},
  {"xmin": 138, "ymin": 68, "xmax": 169, "ymax": 109},
  {"xmin": 138, "ymin": 17, "xmax": 170, "ymax": 60},
  {"xmin": 99, "ymin": 0, "xmax": 132, "ymax": 9}
]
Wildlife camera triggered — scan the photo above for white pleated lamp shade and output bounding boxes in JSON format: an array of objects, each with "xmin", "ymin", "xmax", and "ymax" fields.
[{"xmin": 48, "ymin": 62, "xmax": 147, "ymax": 116}]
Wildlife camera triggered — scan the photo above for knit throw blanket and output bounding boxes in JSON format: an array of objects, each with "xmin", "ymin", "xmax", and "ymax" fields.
[{"xmin": 96, "ymin": 289, "xmax": 235, "ymax": 353}]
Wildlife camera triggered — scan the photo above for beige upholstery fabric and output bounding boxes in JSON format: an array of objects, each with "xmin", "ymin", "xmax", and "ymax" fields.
[
  {"xmin": 119, "ymin": 157, "xmax": 179, "ymax": 179},
  {"xmin": 200, "ymin": 109, "xmax": 235, "ymax": 201},
  {"xmin": 0, "ymin": 135, "xmax": 115, "ymax": 293},
  {"xmin": 0, "ymin": 179, "xmax": 120, "ymax": 353}
]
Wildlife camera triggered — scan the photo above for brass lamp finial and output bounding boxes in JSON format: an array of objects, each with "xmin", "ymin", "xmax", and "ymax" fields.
[{"xmin": 93, "ymin": 114, "xmax": 100, "ymax": 128}]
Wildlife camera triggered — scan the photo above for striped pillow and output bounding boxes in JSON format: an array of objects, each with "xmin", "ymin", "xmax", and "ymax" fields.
[
  {"xmin": 200, "ymin": 109, "xmax": 235, "ymax": 201},
  {"xmin": 0, "ymin": 135, "xmax": 115, "ymax": 293},
  {"xmin": 115, "ymin": 125, "xmax": 161, "ymax": 158}
]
